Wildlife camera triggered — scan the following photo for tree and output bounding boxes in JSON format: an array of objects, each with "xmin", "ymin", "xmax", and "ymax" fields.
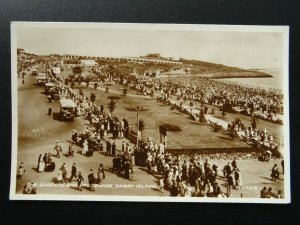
[
  {"xmin": 90, "ymin": 92, "xmax": 96, "ymax": 103},
  {"xmin": 108, "ymin": 99, "xmax": 116, "ymax": 116},
  {"xmin": 222, "ymin": 107, "xmax": 226, "ymax": 118},
  {"xmin": 138, "ymin": 119, "xmax": 145, "ymax": 133},
  {"xmin": 199, "ymin": 108, "xmax": 206, "ymax": 124},
  {"xmin": 252, "ymin": 117, "xmax": 257, "ymax": 129},
  {"xmin": 72, "ymin": 66, "xmax": 82, "ymax": 75}
]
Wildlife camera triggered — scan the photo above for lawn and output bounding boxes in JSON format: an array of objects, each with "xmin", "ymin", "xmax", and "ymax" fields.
[
  {"xmin": 79, "ymin": 84, "xmax": 249, "ymax": 149},
  {"xmin": 41, "ymin": 65, "xmax": 283, "ymax": 150}
]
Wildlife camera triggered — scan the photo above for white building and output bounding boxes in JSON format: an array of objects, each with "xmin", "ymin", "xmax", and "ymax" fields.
[{"xmin": 80, "ymin": 60, "xmax": 98, "ymax": 67}]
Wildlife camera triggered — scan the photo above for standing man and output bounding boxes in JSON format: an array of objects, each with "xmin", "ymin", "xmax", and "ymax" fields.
[
  {"xmin": 88, "ymin": 169, "xmax": 96, "ymax": 191},
  {"xmin": 60, "ymin": 162, "xmax": 67, "ymax": 183},
  {"xmin": 54, "ymin": 140, "xmax": 62, "ymax": 158},
  {"xmin": 69, "ymin": 163, "xmax": 77, "ymax": 182},
  {"xmin": 106, "ymin": 141, "xmax": 111, "ymax": 156},
  {"xmin": 112, "ymin": 142, "xmax": 116, "ymax": 157},
  {"xmin": 231, "ymin": 157, "xmax": 237, "ymax": 169}
]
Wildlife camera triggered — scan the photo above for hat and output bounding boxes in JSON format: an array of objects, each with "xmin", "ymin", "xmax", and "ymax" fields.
[{"xmin": 56, "ymin": 140, "xmax": 59, "ymax": 143}]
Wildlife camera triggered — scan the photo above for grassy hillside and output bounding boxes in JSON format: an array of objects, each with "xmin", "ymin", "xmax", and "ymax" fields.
[{"xmin": 179, "ymin": 59, "xmax": 273, "ymax": 78}]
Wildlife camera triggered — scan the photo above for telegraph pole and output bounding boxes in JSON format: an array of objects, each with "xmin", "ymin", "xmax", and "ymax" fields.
[{"xmin": 136, "ymin": 106, "xmax": 140, "ymax": 151}]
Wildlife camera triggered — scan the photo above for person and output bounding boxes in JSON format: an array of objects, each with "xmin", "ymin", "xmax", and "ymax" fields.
[
  {"xmin": 214, "ymin": 182, "xmax": 222, "ymax": 197},
  {"xmin": 42, "ymin": 153, "xmax": 48, "ymax": 164},
  {"xmin": 48, "ymin": 107, "xmax": 52, "ymax": 115},
  {"xmin": 212, "ymin": 162, "xmax": 218, "ymax": 177},
  {"xmin": 17, "ymin": 162, "xmax": 26, "ymax": 179},
  {"xmin": 77, "ymin": 172, "xmax": 84, "ymax": 191},
  {"xmin": 54, "ymin": 140, "xmax": 62, "ymax": 158},
  {"xmin": 97, "ymin": 163, "xmax": 105, "ymax": 183},
  {"xmin": 121, "ymin": 141, "xmax": 125, "ymax": 152},
  {"xmin": 37, "ymin": 154, "xmax": 42, "ymax": 171},
  {"xmin": 260, "ymin": 186, "xmax": 267, "ymax": 198},
  {"xmin": 71, "ymin": 130, "xmax": 78, "ymax": 144},
  {"xmin": 68, "ymin": 143, "xmax": 75, "ymax": 157},
  {"xmin": 112, "ymin": 142, "xmax": 116, "ymax": 157},
  {"xmin": 206, "ymin": 182, "xmax": 214, "ymax": 197},
  {"xmin": 124, "ymin": 159, "xmax": 131, "ymax": 179},
  {"xmin": 106, "ymin": 141, "xmax": 111, "ymax": 156},
  {"xmin": 45, "ymin": 158, "xmax": 55, "ymax": 172},
  {"xmin": 112, "ymin": 156, "xmax": 121, "ymax": 173},
  {"xmin": 38, "ymin": 157, "xmax": 45, "ymax": 173},
  {"xmin": 194, "ymin": 177, "xmax": 203, "ymax": 197},
  {"xmin": 276, "ymin": 190, "xmax": 283, "ymax": 199},
  {"xmin": 223, "ymin": 162, "xmax": 231, "ymax": 178},
  {"xmin": 159, "ymin": 178, "xmax": 164, "ymax": 193},
  {"xmin": 170, "ymin": 182, "xmax": 179, "ymax": 197},
  {"xmin": 266, "ymin": 187, "xmax": 275, "ymax": 198},
  {"xmin": 60, "ymin": 162, "xmax": 67, "ymax": 182},
  {"xmin": 48, "ymin": 94, "xmax": 52, "ymax": 103},
  {"xmin": 57, "ymin": 169, "xmax": 63, "ymax": 183},
  {"xmin": 82, "ymin": 139, "xmax": 88, "ymax": 155},
  {"xmin": 88, "ymin": 169, "xmax": 96, "ymax": 191},
  {"xmin": 227, "ymin": 173, "xmax": 234, "ymax": 197},
  {"xmin": 69, "ymin": 163, "xmax": 77, "ymax": 182},
  {"xmin": 231, "ymin": 157, "xmax": 237, "ymax": 169},
  {"xmin": 281, "ymin": 160, "xmax": 284, "ymax": 174},
  {"xmin": 271, "ymin": 164, "xmax": 279, "ymax": 181},
  {"xmin": 178, "ymin": 181, "xmax": 186, "ymax": 197},
  {"xmin": 23, "ymin": 183, "xmax": 36, "ymax": 194},
  {"xmin": 234, "ymin": 168, "xmax": 242, "ymax": 189}
]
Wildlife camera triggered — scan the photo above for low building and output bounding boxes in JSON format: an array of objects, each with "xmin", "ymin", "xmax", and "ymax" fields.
[
  {"xmin": 63, "ymin": 59, "xmax": 97, "ymax": 67},
  {"xmin": 144, "ymin": 69, "xmax": 160, "ymax": 78},
  {"xmin": 80, "ymin": 60, "xmax": 98, "ymax": 67}
]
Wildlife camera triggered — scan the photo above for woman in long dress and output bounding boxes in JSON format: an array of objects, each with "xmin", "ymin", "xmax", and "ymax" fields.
[
  {"xmin": 38, "ymin": 157, "xmax": 45, "ymax": 172},
  {"xmin": 57, "ymin": 169, "xmax": 63, "ymax": 183},
  {"xmin": 77, "ymin": 106, "xmax": 81, "ymax": 116},
  {"xmin": 82, "ymin": 139, "xmax": 88, "ymax": 155}
]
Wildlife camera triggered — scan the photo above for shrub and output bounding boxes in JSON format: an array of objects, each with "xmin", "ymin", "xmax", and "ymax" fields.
[
  {"xmin": 161, "ymin": 124, "xmax": 182, "ymax": 132},
  {"xmin": 108, "ymin": 96, "xmax": 121, "ymax": 100}
]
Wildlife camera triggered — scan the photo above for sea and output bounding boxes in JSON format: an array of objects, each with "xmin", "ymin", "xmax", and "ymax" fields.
[{"xmin": 219, "ymin": 69, "xmax": 284, "ymax": 90}]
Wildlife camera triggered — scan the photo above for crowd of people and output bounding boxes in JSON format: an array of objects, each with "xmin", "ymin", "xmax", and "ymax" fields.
[
  {"xmin": 86, "ymin": 66, "xmax": 284, "ymax": 123},
  {"xmin": 18, "ymin": 60, "xmax": 284, "ymax": 198},
  {"xmin": 133, "ymin": 139, "xmax": 243, "ymax": 197},
  {"xmin": 60, "ymin": 63, "xmax": 284, "ymax": 125},
  {"xmin": 226, "ymin": 117, "xmax": 281, "ymax": 156}
]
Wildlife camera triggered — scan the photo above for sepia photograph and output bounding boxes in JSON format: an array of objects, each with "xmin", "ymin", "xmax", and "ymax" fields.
[{"xmin": 10, "ymin": 22, "xmax": 290, "ymax": 203}]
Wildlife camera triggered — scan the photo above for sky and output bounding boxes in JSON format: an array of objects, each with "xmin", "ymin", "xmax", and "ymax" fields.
[{"xmin": 16, "ymin": 24, "xmax": 285, "ymax": 69}]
